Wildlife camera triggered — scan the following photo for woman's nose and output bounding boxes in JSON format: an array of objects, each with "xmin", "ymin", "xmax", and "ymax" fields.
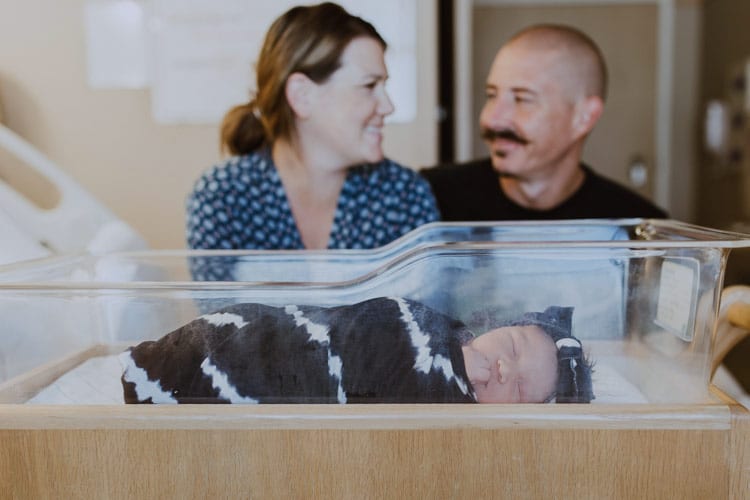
[{"xmin": 378, "ymin": 89, "xmax": 395, "ymax": 116}]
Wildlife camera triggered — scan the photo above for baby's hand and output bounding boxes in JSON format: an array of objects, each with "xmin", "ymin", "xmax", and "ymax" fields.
[{"xmin": 462, "ymin": 346, "xmax": 491, "ymax": 386}]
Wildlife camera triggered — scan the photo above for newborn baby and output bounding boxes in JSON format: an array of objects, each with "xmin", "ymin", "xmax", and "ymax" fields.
[{"xmin": 120, "ymin": 297, "xmax": 593, "ymax": 404}]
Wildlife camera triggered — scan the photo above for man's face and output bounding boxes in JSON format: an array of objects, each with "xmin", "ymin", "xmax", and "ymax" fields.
[{"xmin": 479, "ymin": 43, "xmax": 584, "ymax": 181}]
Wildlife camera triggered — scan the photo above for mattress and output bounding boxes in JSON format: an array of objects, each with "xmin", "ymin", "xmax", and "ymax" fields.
[{"xmin": 23, "ymin": 347, "xmax": 648, "ymax": 405}]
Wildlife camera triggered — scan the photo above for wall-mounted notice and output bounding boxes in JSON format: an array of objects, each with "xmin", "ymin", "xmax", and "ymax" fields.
[
  {"xmin": 149, "ymin": 0, "xmax": 417, "ymax": 124},
  {"xmin": 84, "ymin": 0, "xmax": 150, "ymax": 89}
]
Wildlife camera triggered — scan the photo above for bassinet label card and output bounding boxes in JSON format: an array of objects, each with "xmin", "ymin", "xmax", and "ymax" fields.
[{"xmin": 655, "ymin": 259, "xmax": 697, "ymax": 341}]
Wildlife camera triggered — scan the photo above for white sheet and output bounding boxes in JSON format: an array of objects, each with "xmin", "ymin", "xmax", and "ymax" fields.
[{"xmin": 26, "ymin": 354, "xmax": 125, "ymax": 404}]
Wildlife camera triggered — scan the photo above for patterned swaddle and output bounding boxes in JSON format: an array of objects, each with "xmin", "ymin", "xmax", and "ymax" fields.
[{"xmin": 120, "ymin": 297, "xmax": 476, "ymax": 404}]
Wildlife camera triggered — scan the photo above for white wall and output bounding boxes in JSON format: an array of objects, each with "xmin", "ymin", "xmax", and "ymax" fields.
[{"xmin": 0, "ymin": 0, "xmax": 438, "ymax": 248}]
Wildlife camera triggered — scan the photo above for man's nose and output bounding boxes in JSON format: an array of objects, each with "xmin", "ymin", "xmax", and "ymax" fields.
[{"xmin": 482, "ymin": 97, "xmax": 512, "ymax": 126}]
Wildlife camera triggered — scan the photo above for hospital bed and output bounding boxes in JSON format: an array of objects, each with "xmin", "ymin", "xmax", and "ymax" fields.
[
  {"xmin": 0, "ymin": 220, "xmax": 748, "ymax": 498},
  {"xmin": 0, "ymin": 123, "xmax": 146, "ymax": 266}
]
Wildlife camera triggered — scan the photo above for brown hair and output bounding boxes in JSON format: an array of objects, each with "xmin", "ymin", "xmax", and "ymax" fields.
[{"xmin": 220, "ymin": 2, "xmax": 386, "ymax": 156}]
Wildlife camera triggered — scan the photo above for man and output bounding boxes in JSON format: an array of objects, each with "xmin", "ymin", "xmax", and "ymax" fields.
[{"xmin": 421, "ymin": 24, "xmax": 667, "ymax": 220}]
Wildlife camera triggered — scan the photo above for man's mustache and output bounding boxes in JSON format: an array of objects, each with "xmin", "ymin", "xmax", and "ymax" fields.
[{"xmin": 480, "ymin": 127, "xmax": 529, "ymax": 145}]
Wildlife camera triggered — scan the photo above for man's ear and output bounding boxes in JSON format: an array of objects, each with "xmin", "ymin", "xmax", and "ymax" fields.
[
  {"xmin": 573, "ymin": 95, "xmax": 604, "ymax": 139},
  {"xmin": 285, "ymin": 72, "xmax": 314, "ymax": 119}
]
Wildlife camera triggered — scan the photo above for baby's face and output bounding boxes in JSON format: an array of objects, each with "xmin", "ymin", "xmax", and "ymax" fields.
[{"xmin": 468, "ymin": 325, "xmax": 558, "ymax": 403}]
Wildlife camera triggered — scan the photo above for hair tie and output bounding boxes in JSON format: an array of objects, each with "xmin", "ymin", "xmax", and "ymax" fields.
[{"xmin": 556, "ymin": 338, "xmax": 581, "ymax": 350}]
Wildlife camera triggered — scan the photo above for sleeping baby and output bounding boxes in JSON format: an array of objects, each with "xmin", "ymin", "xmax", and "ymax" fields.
[{"xmin": 120, "ymin": 297, "xmax": 594, "ymax": 404}]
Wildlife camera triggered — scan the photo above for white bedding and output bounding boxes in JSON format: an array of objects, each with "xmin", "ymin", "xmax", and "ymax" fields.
[
  {"xmin": 26, "ymin": 354, "xmax": 125, "ymax": 405},
  {"xmin": 26, "ymin": 353, "xmax": 650, "ymax": 405}
]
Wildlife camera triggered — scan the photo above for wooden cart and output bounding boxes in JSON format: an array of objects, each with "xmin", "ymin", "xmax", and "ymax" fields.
[{"xmin": 1, "ymin": 291, "xmax": 748, "ymax": 499}]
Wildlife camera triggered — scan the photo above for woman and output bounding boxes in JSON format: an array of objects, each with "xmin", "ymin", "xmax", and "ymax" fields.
[{"xmin": 186, "ymin": 2, "xmax": 439, "ymax": 251}]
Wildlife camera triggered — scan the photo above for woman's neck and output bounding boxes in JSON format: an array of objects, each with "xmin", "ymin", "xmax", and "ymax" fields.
[{"xmin": 272, "ymin": 139, "xmax": 347, "ymax": 249}]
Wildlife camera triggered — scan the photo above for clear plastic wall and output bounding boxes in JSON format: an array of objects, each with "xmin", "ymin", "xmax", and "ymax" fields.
[{"xmin": 0, "ymin": 219, "xmax": 748, "ymax": 404}]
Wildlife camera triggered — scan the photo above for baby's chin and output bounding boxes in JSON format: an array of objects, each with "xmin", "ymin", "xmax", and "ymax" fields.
[
  {"xmin": 473, "ymin": 385, "xmax": 555, "ymax": 404},
  {"xmin": 473, "ymin": 387, "xmax": 511, "ymax": 404}
]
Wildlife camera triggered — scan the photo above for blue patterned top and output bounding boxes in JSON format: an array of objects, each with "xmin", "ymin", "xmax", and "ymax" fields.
[{"xmin": 186, "ymin": 150, "xmax": 440, "ymax": 251}]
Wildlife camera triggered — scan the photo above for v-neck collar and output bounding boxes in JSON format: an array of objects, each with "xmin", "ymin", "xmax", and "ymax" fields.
[{"xmin": 260, "ymin": 148, "xmax": 356, "ymax": 250}]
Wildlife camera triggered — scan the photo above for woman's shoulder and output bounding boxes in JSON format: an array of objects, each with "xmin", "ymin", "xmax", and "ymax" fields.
[{"xmin": 193, "ymin": 152, "xmax": 275, "ymax": 188}]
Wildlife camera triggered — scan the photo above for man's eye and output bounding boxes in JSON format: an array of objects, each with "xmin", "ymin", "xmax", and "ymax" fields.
[
  {"xmin": 485, "ymin": 92, "xmax": 497, "ymax": 100},
  {"xmin": 364, "ymin": 81, "xmax": 377, "ymax": 90},
  {"xmin": 514, "ymin": 96, "xmax": 531, "ymax": 104}
]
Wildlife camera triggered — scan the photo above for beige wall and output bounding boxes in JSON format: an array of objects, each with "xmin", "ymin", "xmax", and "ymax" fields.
[{"xmin": 0, "ymin": 0, "xmax": 437, "ymax": 249}]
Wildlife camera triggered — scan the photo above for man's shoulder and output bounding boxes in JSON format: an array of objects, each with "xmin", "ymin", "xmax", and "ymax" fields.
[
  {"xmin": 419, "ymin": 158, "xmax": 504, "ymax": 220},
  {"xmin": 579, "ymin": 165, "xmax": 668, "ymax": 218}
]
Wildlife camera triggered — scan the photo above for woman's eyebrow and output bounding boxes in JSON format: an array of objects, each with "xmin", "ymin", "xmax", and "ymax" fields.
[{"xmin": 363, "ymin": 72, "xmax": 388, "ymax": 81}]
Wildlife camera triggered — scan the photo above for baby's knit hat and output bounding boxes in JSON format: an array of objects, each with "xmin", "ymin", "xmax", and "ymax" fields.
[{"xmin": 510, "ymin": 306, "xmax": 594, "ymax": 403}]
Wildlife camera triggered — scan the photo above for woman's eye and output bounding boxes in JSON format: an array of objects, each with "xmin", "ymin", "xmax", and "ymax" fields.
[{"xmin": 364, "ymin": 81, "xmax": 377, "ymax": 90}]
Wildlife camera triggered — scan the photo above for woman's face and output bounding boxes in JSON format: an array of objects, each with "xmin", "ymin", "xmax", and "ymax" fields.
[
  {"xmin": 304, "ymin": 37, "xmax": 394, "ymax": 169},
  {"xmin": 469, "ymin": 325, "xmax": 558, "ymax": 404}
]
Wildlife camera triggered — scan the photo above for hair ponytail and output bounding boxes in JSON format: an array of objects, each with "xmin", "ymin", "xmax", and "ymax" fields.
[{"xmin": 220, "ymin": 100, "xmax": 266, "ymax": 156}]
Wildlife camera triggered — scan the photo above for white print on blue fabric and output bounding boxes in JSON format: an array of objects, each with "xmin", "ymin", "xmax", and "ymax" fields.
[
  {"xmin": 392, "ymin": 297, "xmax": 470, "ymax": 396},
  {"xmin": 285, "ymin": 304, "xmax": 347, "ymax": 403},
  {"xmin": 119, "ymin": 351, "xmax": 177, "ymax": 403},
  {"xmin": 186, "ymin": 153, "xmax": 439, "ymax": 280},
  {"xmin": 200, "ymin": 357, "xmax": 259, "ymax": 404}
]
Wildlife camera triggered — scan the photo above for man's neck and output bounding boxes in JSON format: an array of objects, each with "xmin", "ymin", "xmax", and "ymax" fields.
[{"xmin": 499, "ymin": 162, "xmax": 586, "ymax": 211}]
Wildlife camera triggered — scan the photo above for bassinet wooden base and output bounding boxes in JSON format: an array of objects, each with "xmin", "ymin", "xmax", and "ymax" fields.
[{"xmin": 1, "ymin": 398, "xmax": 747, "ymax": 499}]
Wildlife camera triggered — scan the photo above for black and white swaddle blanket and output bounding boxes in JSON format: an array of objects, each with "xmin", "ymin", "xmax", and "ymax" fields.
[{"xmin": 120, "ymin": 297, "xmax": 477, "ymax": 404}]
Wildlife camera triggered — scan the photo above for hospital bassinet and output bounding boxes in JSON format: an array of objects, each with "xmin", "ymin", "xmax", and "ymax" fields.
[{"xmin": 0, "ymin": 219, "xmax": 748, "ymax": 499}]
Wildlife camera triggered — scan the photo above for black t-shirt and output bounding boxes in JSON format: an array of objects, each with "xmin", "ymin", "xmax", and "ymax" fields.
[{"xmin": 420, "ymin": 158, "xmax": 668, "ymax": 221}]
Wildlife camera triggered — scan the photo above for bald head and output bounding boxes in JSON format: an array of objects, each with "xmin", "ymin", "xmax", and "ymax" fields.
[{"xmin": 504, "ymin": 24, "xmax": 607, "ymax": 101}]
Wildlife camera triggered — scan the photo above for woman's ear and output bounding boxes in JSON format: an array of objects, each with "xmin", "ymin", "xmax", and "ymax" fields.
[
  {"xmin": 572, "ymin": 95, "xmax": 604, "ymax": 139},
  {"xmin": 285, "ymin": 72, "xmax": 314, "ymax": 119}
]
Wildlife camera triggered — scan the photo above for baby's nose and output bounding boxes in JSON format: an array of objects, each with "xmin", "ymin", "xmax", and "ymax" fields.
[{"xmin": 497, "ymin": 359, "xmax": 512, "ymax": 384}]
